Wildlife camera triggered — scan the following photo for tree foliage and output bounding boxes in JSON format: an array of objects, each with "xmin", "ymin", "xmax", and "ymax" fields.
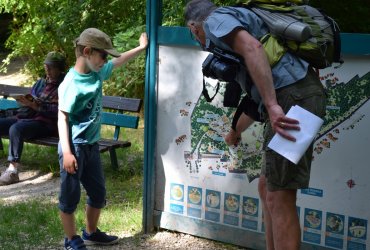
[
  {"xmin": 161, "ymin": 0, "xmax": 370, "ymax": 33},
  {"xmin": 0, "ymin": 0, "xmax": 146, "ymax": 97},
  {"xmin": 1, "ymin": 0, "xmax": 370, "ymax": 99}
]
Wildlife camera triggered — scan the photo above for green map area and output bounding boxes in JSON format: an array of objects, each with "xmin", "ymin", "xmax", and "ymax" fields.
[
  {"xmin": 319, "ymin": 71, "xmax": 370, "ymax": 138},
  {"xmin": 185, "ymin": 71, "xmax": 370, "ymax": 182}
]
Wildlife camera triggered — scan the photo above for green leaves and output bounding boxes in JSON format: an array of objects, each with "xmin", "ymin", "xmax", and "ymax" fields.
[
  {"xmin": 1, "ymin": 0, "xmax": 369, "ymax": 94},
  {"xmin": 0, "ymin": 0, "xmax": 147, "ymax": 82}
]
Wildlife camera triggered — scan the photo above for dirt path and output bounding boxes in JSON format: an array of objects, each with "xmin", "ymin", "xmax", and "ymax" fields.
[
  {"xmin": 0, "ymin": 53, "xmax": 30, "ymax": 85},
  {"xmin": 0, "ymin": 169, "xmax": 59, "ymax": 204}
]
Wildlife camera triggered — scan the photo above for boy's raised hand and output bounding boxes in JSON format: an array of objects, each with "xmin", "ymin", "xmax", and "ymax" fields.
[
  {"xmin": 112, "ymin": 32, "xmax": 148, "ymax": 68},
  {"xmin": 139, "ymin": 32, "xmax": 148, "ymax": 50}
]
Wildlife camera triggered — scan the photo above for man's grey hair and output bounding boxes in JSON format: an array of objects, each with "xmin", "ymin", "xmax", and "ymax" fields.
[{"xmin": 184, "ymin": 0, "xmax": 217, "ymax": 25}]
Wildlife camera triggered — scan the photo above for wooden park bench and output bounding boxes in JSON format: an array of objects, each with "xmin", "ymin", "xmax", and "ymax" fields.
[{"xmin": 0, "ymin": 84, "xmax": 142, "ymax": 169}]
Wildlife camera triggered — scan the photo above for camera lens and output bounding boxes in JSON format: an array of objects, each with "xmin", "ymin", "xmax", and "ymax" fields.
[{"xmin": 211, "ymin": 59, "xmax": 237, "ymax": 82}]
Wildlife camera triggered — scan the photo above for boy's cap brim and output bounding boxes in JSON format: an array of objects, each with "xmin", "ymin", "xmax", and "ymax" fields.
[
  {"xmin": 76, "ymin": 28, "xmax": 121, "ymax": 58},
  {"xmin": 103, "ymin": 48, "xmax": 121, "ymax": 58}
]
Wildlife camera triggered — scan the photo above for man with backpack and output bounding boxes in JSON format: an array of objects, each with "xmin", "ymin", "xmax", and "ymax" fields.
[{"xmin": 185, "ymin": 0, "xmax": 326, "ymax": 249}]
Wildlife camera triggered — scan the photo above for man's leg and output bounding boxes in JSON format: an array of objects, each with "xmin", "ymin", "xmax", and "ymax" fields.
[
  {"xmin": 267, "ymin": 189, "xmax": 300, "ymax": 250},
  {"xmin": 258, "ymin": 175, "xmax": 275, "ymax": 250}
]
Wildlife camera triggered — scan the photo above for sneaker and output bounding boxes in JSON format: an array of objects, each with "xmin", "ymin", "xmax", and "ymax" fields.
[
  {"xmin": 0, "ymin": 170, "xmax": 19, "ymax": 186},
  {"xmin": 64, "ymin": 235, "xmax": 88, "ymax": 250},
  {"xmin": 82, "ymin": 228, "xmax": 119, "ymax": 245}
]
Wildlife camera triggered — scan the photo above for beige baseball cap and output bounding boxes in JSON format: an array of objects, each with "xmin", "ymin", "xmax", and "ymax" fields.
[{"xmin": 75, "ymin": 28, "xmax": 120, "ymax": 57}]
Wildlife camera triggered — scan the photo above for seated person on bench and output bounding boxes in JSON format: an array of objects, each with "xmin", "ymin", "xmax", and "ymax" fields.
[{"xmin": 0, "ymin": 51, "xmax": 66, "ymax": 186}]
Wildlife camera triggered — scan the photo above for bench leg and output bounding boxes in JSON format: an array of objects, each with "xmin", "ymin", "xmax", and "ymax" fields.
[
  {"xmin": 0, "ymin": 138, "xmax": 3, "ymax": 152},
  {"xmin": 109, "ymin": 148, "xmax": 118, "ymax": 170}
]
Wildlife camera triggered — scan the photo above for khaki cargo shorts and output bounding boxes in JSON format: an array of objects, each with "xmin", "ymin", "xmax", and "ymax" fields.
[{"xmin": 261, "ymin": 68, "xmax": 326, "ymax": 191}]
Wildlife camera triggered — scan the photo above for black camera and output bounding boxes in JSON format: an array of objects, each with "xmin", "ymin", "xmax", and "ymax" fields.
[
  {"xmin": 201, "ymin": 49, "xmax": 244, "ymax": 107},
  {"xmin": 202, "ymin": 53, "xmax": 239, "ymax": 82},
  {"xmin": 202, "ymin": 46, "xmax": 244, "ymax": 82}
]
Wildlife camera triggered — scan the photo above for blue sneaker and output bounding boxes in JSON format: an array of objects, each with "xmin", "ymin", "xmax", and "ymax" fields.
[
  {"xmin": 64, "ymin": 235, "xmax": 87, "ymax": 250},
  {"xmin": 82, "ymin": 228, "xmax": 119, "ymax": 245}
]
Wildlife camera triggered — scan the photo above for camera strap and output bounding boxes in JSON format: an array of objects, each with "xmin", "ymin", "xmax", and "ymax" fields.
[{"xmin": 202, "ymin": 76, "xmax": 220, "ymax": 102}]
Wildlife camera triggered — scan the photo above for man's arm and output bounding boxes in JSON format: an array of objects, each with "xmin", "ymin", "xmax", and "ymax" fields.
[
  {"xmin": 58, "ymin": 110, "xmax": 77, "ymax": 174},
  {"xmin": 111, "ymin": 33, "xmax": 148, "ymax": 69},
  {"xmin": 224, "ymin": 28, "xmax": 299, "ymax": 141},
  {"xmin": 225, "ymin": 113, "xmax": 254, "ymax": 146}
]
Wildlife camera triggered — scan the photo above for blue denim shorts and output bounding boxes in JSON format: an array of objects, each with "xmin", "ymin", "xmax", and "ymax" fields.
[
  {"xmin": 262, "ymin": 68, "xmax": 326, "ymax": 191},
  {"xmin": 58, "ymin": 143, "xmax": 106, "ymax": 214}
]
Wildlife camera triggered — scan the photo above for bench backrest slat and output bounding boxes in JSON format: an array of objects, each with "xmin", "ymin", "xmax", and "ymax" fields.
[
  {"xmin": 0, "ymin": 84, "xmax": 142, "ymax": 130},
  {"xmin": 102, "ymin": 96, "xmax": 142, "ymax": 112},
  {"xmin": 101, "ymin": 112, "xmax": 139, "ymax": 129},
  {"xmin": 0, "ymin": 84, "xmax": 31, "ymax": 97}
]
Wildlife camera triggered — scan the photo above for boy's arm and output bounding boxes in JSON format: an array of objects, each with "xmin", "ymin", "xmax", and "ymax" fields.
[
  {"xmin": 58, "ymin": 110, "xmax": 78, "ymax": 174},
  {"xmin": 111, "ymin": 33, "xmax": 148, "ymax": 69}
]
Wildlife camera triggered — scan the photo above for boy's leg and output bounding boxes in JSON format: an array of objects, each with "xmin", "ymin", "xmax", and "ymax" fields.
[
  {"xmin": 86, "ymin": 205, "xmax": 101, "ymax": 234},
  {"xmin": 80, "ymin": 143, "xmax": 106, "ymax": 232},
  {"xmin": 80, "ymin": 143, "xmax": 118, "ymax": 245},
  {"xmin": 58, "ymin": 143, "xmax": 82, "ymax": 239},
  {"xmin": 60, "ymin": 212, "xmax": 77, "ymax": 240}
]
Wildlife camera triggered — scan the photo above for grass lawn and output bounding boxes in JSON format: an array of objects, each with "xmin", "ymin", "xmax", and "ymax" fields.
[{"xmin": 0, "ymin": 126, "xmax": 144, "ymax": 249}]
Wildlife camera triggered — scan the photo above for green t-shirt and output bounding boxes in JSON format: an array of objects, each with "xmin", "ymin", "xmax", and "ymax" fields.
[{"xmin": 58, "ymin": 61, "xmax": 114, "ymax": 144}]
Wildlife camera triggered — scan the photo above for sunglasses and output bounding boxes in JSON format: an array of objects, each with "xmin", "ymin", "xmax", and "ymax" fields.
[{"xmin": 92, "ymin": 48, "xmax": 108, "ymax": 60}]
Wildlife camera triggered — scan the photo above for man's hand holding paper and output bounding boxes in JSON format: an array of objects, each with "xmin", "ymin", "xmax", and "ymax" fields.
[{"xmin": 267, "ymin": 105, "xmax": 324, "ymax": 164}]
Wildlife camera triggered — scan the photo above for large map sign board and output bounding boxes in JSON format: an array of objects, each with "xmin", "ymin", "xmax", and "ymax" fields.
[{"xmin": 155, "ymin": 45, "xmax": 369, "ymax": 250}]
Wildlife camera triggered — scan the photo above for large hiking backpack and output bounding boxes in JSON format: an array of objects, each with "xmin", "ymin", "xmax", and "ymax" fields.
[{"xmin": 240, "ymin": 0, "xmax": 343, "ymax": 69}]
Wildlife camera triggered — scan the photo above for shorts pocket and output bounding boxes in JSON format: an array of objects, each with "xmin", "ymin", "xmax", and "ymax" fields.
[{"xmin": 278, "ymin": 83, "xmax": 326, "ymax": 118}]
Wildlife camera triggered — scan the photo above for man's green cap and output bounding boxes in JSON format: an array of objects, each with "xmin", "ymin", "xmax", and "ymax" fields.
[{"xmin": 44, "ymin": 51, "xmax": 66, "ymax": 65}]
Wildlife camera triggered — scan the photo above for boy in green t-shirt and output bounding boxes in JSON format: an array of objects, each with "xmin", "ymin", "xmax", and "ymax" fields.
[{"xmin": 58, "ymin": 28, "xmax": 147, "ymax": 250}]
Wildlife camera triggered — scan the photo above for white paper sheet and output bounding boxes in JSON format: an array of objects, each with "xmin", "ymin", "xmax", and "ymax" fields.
[{"xmin": 267, "ymin": 105, "xmax": 324, "ymax": 164}]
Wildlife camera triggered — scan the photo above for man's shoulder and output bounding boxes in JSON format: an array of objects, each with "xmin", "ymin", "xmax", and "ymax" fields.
[
  {"xmin": 212, "ymin": 6, "xmax": 252, "ymax": 15},
  {"xmin": 207, "ymin": 6, "xmax": 258, "ymax": 27}
]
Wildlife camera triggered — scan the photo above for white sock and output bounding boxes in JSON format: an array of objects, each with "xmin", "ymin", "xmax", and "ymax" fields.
[{"xmin": 7, "ymin": 165, "xmax": 18, "ymax": 173}]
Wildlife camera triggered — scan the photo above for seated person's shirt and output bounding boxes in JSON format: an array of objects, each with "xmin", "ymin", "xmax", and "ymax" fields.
[
  {"xmin": 203, "ymin": 7, "xmax": 309, "ymax": 104},
  {"xmin": 31, "ymin": 75, "xmax": 64, "ymax": 126},
  {"xmin": 58, "ymin": 61, "xmax": 114, "ymax": 144}
]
